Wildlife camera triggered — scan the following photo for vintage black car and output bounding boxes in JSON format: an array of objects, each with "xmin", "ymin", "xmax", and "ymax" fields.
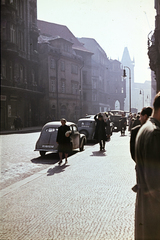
[{"xmin": 35, "ymin": 121, "xmax": 86, "ymax": 156}]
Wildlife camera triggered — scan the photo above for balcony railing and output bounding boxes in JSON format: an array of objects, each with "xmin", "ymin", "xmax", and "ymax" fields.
[{"xmin": 1, "ymin": 79, "xmax": 44, "ymax": 93}]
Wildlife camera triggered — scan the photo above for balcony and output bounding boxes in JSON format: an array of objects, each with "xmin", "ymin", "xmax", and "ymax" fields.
[
  {"xmin": 1, "ymin": 41, "xmax": 18, "ymax": 55},
  {"xmin": 1, "ymin": 79, "xmax": 44, "ymax": 94}
]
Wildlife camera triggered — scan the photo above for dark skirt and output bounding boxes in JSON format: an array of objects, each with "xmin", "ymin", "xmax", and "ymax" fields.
[{"xmin": 58, "ymin": 142, "xmax": 72, "ymax": 154}]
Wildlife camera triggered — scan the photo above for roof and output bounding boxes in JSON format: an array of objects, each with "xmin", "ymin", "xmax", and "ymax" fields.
[
  {"xmin": 38, "ymin": 35, "xmax": 73, "ymax": 45},
  {"xmin": 37, "ymin": 20, "xmax": 93, "ymax": 54},
  {"xmin": 43, "ymin": 121, "xmax": 75, "ymax": 127},
  {"xmin": 78, "ymin": 37, "xmax": 107, "ymax": 56}
]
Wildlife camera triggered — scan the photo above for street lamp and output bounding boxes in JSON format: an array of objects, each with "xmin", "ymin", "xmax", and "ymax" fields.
[
  {"xmin": 123, "ymin": 66, "xmax": 131, "ymax": 113},
  {"xmin": 79, "ymin": 61, "xmax": 84, "ymax": 118}
]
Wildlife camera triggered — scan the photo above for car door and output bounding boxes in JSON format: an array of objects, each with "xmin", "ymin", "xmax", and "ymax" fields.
[{"xmin": 70, "ymin": 124, "xmax": 80, "ymax": 149}]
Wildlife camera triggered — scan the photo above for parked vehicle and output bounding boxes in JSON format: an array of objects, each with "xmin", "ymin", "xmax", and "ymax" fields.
[
  {"xmin": 35, "ymin": 121, "xmax": 86, "ymax": 156},
  {"xmin": 109, "ymin": 114, "xmax": 121, "ymax": 132},
  {"xmin": 77, "ymin": 118, "xmax": 96, "ymax": 141}
]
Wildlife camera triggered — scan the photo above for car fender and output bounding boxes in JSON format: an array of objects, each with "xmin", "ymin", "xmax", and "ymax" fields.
[{"xmin": 79, "ymin": 134, "xmax": 87, "ymax": 146}]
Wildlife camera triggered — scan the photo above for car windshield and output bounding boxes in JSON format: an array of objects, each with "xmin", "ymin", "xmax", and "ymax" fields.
[
  {"xmin": 78, "ymin": 121, "xmax": 93, "ymax": 127},
  {"xmin": 45, "ymin": 127, "xmax": 58, "ymax": 132}
]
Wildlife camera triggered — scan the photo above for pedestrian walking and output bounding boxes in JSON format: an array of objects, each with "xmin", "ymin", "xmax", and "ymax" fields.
[
  {"xmin": 56, "ymin": 118, "xmax": 72, "ymax": 165},
  {"xmin": 16, "ymin": 115, "xmax": 23, "ymax": 130},
  {"xmin": 128, "ymin": 113, "xmax": 133, "ymax": 131},
  {"xmin": 94, "ymin": 113, "xmax": 107, "ymax": 151},
  {"xmin": 132, "ymin": 114, "xmax": 141, "ymax": 128},
  {"xmin": 134, "ymin": 92, "xmax": 160, "ymax": 240},
  {"xmin": 13, "ymin": 115, "xmax": 23, "ymax": 130},
  {"xmin": 105, "ymin": 114, "xmax": 112, "ymax": 141},
  {"xmin": 119, "ymin": 113, "xmax": 127, "ymax": 135}
]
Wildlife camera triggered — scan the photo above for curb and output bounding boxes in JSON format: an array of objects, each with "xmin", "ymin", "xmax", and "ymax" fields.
[{"xmin": 0, "ymin": 127, "xmax": 42, "ymax": 135}]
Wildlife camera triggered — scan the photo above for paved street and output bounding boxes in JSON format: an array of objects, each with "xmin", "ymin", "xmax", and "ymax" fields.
[
  {"xmin": 0, "ymin": 132, "xmax": 92, "ymax": 190},
  {"xmin": 0, "ymin": 131, "xmax": 136, "ymax": 240}
]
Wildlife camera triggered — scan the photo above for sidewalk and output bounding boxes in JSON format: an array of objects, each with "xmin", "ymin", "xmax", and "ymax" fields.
[
  {"xmin": 0, "ymin": 126, "xmax": 42, "ymax": 135},
  {"xmin": 0, "ymin": 132, "xmax": 136, "ymax": 240}
]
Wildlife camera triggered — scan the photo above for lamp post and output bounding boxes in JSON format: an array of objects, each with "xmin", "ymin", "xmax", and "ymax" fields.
[
  {"xmin": 123, "ymin": 66, "xmax": 131, "ymax": 113},
  {"xmin": 79, "ymin": 61, "xmax": 84, "ymax": 118}
]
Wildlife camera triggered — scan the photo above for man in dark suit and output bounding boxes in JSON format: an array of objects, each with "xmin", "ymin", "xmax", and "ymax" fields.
[
  {"xmin": 130, "ymin": 107, "xmax": 152, "ymax": 161},
  {"xmin": 134, "ymin": 92, "xmax": 160, "ymax": 240}
]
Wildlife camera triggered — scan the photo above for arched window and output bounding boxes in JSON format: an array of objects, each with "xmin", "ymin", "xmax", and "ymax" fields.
[{"xmin": 115, "ymin": 100, "xmax": 120, "ymax": 110}]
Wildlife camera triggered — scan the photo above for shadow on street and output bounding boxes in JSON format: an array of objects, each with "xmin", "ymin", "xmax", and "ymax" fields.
[
  {"xmin": 31, "ymin": 150, "xmax": 78, "ymax": 165},
  {"xmin": 47, "ymin": 164, "xmax": 70, "ymax": 176},
  {"xmin": 90, "ymin": 150, "xmax": 107, "ymax": 157}
]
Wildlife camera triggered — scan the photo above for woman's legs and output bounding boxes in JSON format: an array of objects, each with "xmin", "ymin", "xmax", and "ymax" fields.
[
  {"xmin": 64, "ymin": 153, "xmax": 68, "ymax": 163},
  {"xmin": 58, "ymin": 152, "xmax": 63, "ymax": 165},
  {"xmin": 99, "ymin": 140, "xmax": 105, "ymax": 151}
]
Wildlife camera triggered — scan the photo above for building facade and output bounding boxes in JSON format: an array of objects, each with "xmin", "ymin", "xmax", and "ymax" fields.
[
  {"xmin": 38, "ymin": 36, "xmax": 84, "ymax": 123},
  {"xmin": 78, "ymin": 38, "xmax": 126, "ymax": 112},
  {"xmin": 37, "ymin": 20, "xmax": 93, "ymax": 122},
  {"xmin": 148, "ymin": 0, "xmax": 160, "ymax": 93},
  {"xmin": 1, "ymin": 0, "xmax": 42, "ymax": 130}
]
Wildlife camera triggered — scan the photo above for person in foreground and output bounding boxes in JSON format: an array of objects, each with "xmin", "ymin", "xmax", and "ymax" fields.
[
  {"xmin": 130, "ymin": 107, "xmax": 153, "ymax": 161},
  {"xmin": 134, "ymin": 92, "xmax": 160, "ymax": 240},
  {"xmin": 56, "ymin": 118, "xmax": 71, "ymax": 165}
]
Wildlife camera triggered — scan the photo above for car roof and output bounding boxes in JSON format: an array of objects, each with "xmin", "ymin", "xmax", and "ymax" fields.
[
  {"xmin": 43, "ymin": 121, "xmax": 76, "ymax": 128},
  {"xmin": 78, "ymin": 118, "xmax": 95, "ymax": 121}
]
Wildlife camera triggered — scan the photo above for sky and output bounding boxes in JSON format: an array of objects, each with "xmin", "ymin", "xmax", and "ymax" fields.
[{"xmin": 37, "ymin": 0, "xmax": 156, "ymax": 83}]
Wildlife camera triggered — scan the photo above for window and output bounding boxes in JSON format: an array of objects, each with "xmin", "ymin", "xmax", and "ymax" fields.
[
  {"xmin": 9, "ymin": 61, "xmax": 12, "ymax": 80},
  {"xmin": 17, "ymin": 0, "xmax": 23, "ymax": 18},
  {"xmin": 2, "ymin": 59, "xmax": 6, "ymax": 78},
  {"xmin": 71, "ymin": 64, "xmax": 78, "ymax": 74},
  {"xmin": 93, "ymin": 80, "xmax": 97, "ymax": 89},
  {"xmin": 63, "ymin": 44, "xmax": 70, "ymax": 52},
  {"xmin": 61, "ymin": 80, "xmax": 66, "ymax": 93},
  {"xmin": 19, "ymin": 31, "xmax": 24, "ymax": 50},
  {"xmin": 46, "ymin": 128, "xmax": 58, "ymax": 132},
  {"xmin": 31, "ymin": 70, "xmax": 35, "ymax": 85},
  {"xmin": 71, "ymin": 81, "xmax": 78, "ymax": 94},
  {"xmin": 121, "ymin": 87, "xmax": 124, "ymax": 93},
  {"xmin": 61, "ymin": 61, "xmax": 65, "ymax": 71},
  {"xmin": 50, "ymin": 80, "xmax": 56, "ymax": 92},
  {"xmin": 10, "ymin": 24, "xmax": 16, "ymax": 43},
  {"xmin": 92, "ymin": 92, "xmax": 97, "ymax": 101},
  {"xmin": 73, "ymin": 125, "xmax": 77, "ymax": 131},
  {"xmin": 50, "ymin": 58, "xmax": 55, "ymax": 69},
  {"xmin": 83, "ymin": 71, "xmax": 87, "ymax": 84}
]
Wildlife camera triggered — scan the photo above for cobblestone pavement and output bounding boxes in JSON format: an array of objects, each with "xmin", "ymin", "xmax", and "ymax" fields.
[{"xmin": 0, "ymin": 131, "xmax": 136, "ymax": 240}]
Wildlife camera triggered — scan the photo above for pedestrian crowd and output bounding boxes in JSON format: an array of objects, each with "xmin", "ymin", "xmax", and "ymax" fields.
[
  {"xmin": 129, "ymin": 91, "xmax": 160, "ymax": 240},
  {"xmin": 55, "ymin": 92, "xmax": 160, "ymax": 240}
]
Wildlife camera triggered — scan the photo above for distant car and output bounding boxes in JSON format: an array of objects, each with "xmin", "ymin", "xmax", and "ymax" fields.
[
  {"xmin": 110, "ymin": 115, "xmax": 121, "ymax": 132},
  {"xmin": 35, "ymin": 121, "xmax": 86, "ymax": 156},
  {"xmin": 77, "ymin": 118, "xmax": 96, "ymax": 141}
]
